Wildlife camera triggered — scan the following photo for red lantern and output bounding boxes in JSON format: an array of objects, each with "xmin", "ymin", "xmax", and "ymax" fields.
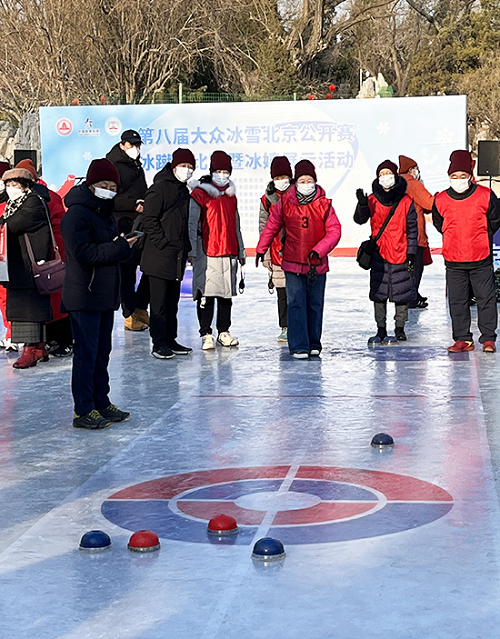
[
  {"xmin": 326, "ymin": 93, "xmax": 332, "ymax": 100},
  {"xmin": 329, "ymin": 84, "xmax": 337, "ymax": 92},
  {"xmin": 71, "ymin": 98, "xmax": 79, "ymax": 106},
  {"xmin": 100, "ymin": 96, "xmax": 106, "ymax": 104},
  {"xmin": 308, "ymin": 94, "xmax": 316, "ymax": 100}
]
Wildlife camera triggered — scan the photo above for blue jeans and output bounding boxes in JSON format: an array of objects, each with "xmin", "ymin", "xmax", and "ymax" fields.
[
  {"xmin": 69, "ymin": 310, "xmax": 114, "ymax": 415},
  {"xmin": 285, "ymin": 272, "xmax": 326, "ymax": 354}
]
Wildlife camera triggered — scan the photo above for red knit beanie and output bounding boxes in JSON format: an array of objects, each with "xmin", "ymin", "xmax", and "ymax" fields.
[
  {"xmin": 16, "ymin": 159, "xmax": 37, "ymax": 181},
  {"xmin": 294, "ymin": 159, "xmax": 317, "ymax": 181},
  {"xmin": 210, "ymin": 150, "xmax": 232, "ymax": 173},
  {"xmin": 271, "ymin": 156, "xmax": 292, "ymax": 179},
  {"xmin": 376, "ymin": 159, "xmax": 398, "ymax": 176},
  {"xmin": 172, "ymin": 148, "xmax": 196, "ymax": 169},
  {"xmin": 448, "ymin": 150, "xmax": 474, "ymax": 176},
  {"xmin": 398, "ymin": 155, "xmax": 417, "ymax": 174},
  {"xmin": 85, "ymin": 159, "xmax": 120, "ymax": 186}
]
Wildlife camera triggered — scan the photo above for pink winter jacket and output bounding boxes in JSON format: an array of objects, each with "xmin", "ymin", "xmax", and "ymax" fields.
[{"xmin": 256, "ymin": 185, "xmax": 341, "ymax": 275}]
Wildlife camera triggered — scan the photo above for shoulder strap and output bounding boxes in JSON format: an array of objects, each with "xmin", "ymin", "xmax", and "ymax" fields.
[
  {"xmin": 24, "ymin": 196, "xmax": 61, "ymax": 265},
  {"xmin": 373, "ymin": 201, "xmax": 399, "ymax": 242}
]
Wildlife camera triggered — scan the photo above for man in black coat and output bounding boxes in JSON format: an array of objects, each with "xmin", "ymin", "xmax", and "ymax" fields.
[
  {"xmin": 106, "ymin": 129, "xmax": 150, "ymax": 331},
  {"xmin": 140, "ymin": 148, "xmax": 195, "ymax": 359},
  {"xmin": 62, "ymin": 159, "xmax": 137, "ymax": 430}
]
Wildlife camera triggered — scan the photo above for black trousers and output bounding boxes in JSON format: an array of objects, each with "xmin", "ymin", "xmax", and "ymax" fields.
[
  {"xmin": 197, "ymin": 296, "xmax": 232, "ymax": 336},
  {"xmin": 69, "ymin": 310, "xmax": 113, "ymax": 415},
  {"xmin": 120, "ymin": 251, "xmax": 150, "ymax": 318},
  {"xmin": 46, "ymin": 316, "xmax": 73, "ymax": 348},
  {"xmin": 149, "ymin": 276, "xmax": 181, "ymax": 349},
  {"xmin": 446, "ymin": 263, "xmax": 498, "ymax": 343},
  {"xmin": 277, "ymin": 287, "xmax": 288, "ymax": 328}
]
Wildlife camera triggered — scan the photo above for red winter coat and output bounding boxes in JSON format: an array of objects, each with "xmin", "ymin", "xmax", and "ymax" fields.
[
  {"xmin": 191, "ymin": 185, "xmax": 239, "ymax": 257},
  {"xmin": 256, "ymin": 185, "xmax": 341, "ymax": 275}
]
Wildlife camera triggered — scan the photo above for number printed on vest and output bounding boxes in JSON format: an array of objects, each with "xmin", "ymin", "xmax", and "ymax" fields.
[{"xmin": 301, "ymin": 216, "xmax": 309, "ymax": 228}]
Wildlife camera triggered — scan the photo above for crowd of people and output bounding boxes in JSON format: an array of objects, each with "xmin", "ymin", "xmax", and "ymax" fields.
[{"xmin": 0, "ymin": 129, "xmax": 498, "ymax": 429}]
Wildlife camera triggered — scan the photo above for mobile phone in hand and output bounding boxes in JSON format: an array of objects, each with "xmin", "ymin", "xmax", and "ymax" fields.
[{"xmin": 125, "ymin": 231, "xmax": 144, "ymax": 239}]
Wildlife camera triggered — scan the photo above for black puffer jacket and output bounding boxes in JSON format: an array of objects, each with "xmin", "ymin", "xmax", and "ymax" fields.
[
  {"xmin": 106, "ymin": 143, "xmax": 148, "ymax": 234},
  {"xmin": 140, "ymin": 163, "xmax": 191, "ymax": 281},
  {"xmin": 61, "ymin": 184, "xmax": 132, "ymax": 312},
  {"xmin": 2, "ymin": 191, "xmax": 52, "ymax": 322},
  {"xmin": 355, "ymin": 177, "xmax": 417, "ymax": 304}
]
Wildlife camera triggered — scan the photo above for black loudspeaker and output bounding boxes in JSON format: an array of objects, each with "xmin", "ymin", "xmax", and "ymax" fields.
[
  {"xmin": 13, "ymin": 149, "xmax": 37, "ymax": 168},
  {"xmin": 477, "ymin": 140, "xmax": 500, "ymax": 176}
]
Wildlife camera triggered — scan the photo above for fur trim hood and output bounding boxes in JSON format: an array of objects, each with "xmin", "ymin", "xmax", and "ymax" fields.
[
  {"xmin": 372, "ymin": 175, "xmax": 407, "ymax": 206},
  {"xmin": 188, "ymin": 177, "xmax": 236, "ymax": 198}
]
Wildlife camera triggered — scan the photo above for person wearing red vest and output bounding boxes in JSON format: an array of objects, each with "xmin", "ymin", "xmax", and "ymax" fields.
[
  {"xmin": 355, "ymin": 159, "xmax": 418, "ymax": 345},
  {"xmin": 188, "ymin": 150, "xmax": 245, "ymax": 350},
  {"xmin": 432, "ymin": 149, "xmax": 500, "ymax": 353},
  {"xmin": 258, "ymin": 156, "xmax": 292, "ymax": 343},
  {"xmin": 256, "ymin": 159, "xmax": 341, "ymax": 359},
  {"xmin": 398, "ymin": 154, "xmax": 434, "ymax": 308}
]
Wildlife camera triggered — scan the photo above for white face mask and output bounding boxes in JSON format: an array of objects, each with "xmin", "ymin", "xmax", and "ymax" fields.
[
  {"xmin": 274, "ymin": 178, "xmax": 290, "ymax": 192},
  {"xmin": 174, "ymin": 166, "xmax": 194, "ymax": 183},
  {"xmin": 6, "ymin": 185, "xmax": 24, "ymax": 200},
  {"xmin": 212, "ymin": 172, "xmax": 230, "ymax": 187},
  {"xmin": 379, "ymin": 174, "xmax": 396, "ymax": 189},
  {"xmin": 450, "ymin": 178, "xmax": 471, "ymax": 194},
  {"xmin": 125, "ymin": 146, "xmax": 140, "ymax": 160},
  {"xmin": 93, "ymin": 187, "xmax": 117, "ymax": 200},
  {"xmin": 296, "ymin": 182, "xmax": 316, "ymax": 197}
]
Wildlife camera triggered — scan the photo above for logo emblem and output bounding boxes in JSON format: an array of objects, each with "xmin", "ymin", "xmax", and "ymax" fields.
[{"xmin": 55, "ymin": 118, "xmax": 73, "ymax": 136}]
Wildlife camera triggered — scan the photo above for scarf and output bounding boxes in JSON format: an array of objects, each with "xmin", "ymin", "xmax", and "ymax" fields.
[{"xmin": 3, "ymin": 189, "xmax": 31, "ymax": 219}]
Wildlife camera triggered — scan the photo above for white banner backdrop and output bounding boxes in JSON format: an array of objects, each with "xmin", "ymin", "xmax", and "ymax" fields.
[{"xmin": 39, "ymin": 96, "xmax": 467, "ymax": 250}]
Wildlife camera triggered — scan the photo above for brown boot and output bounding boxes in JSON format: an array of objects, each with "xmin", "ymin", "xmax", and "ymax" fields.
[
  {"xmin": 13, "ymin": 346, "xmax": 41, "ymax": 369},
  {"xmin": 35, "ymin": 342, "xmax": 50, "ymax": 362},
  {"xmin": 124, "ymin": 314, "xmax": 148, "ymax": 331},
  {"xmin": 134, "ymin": 309, "xmax": 150, "ymax": 326}
]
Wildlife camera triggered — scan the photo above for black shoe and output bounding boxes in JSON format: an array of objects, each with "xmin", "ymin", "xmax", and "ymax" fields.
[
  {"xmin": 73, "ymin": 410, "xmax": 111, "ymax": 430},
  {"xmin": 368, "ymin": 326, "xmax": 387, "ymax": 346},
  {"xmin": 168, "ymin": 341, "xmax": 193, "ymax": 355},
  {"xmin": 98, "ymin": 404, "xmax": 130, "ymax": 422},
  {"xmin": 152, "ymin": 346, "xmax": 175, "ymax": 359},
  {"xmin": 395, "ymin": 327, "xmax": 407, "ymax": 341},
  {"xmin": 52, "ymin": 345, "xmax": 73, "ymax": 357}
]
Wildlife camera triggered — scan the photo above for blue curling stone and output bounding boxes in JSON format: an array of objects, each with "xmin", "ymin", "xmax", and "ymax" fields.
[
  {"xmin": 251, "ymin": 537, "xmax": 286, "ymax": 562},
  {"xmin": 79, "ymin": 530, "xmax": 112, "ymax": 553},
  {"xmin": 371, "ymin": 433, "xmax": 394, "ymax": 448}
]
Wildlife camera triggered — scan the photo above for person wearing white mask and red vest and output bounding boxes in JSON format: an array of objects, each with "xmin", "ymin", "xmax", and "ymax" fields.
[
  {"xmin": 141, "ymin": 148, "xmax": 196, "ymax": 359},
  {"xmin": 188, "ymin": 150, "xmax": 245, "ymax": 350},
  {"xmin": 433, "ymin": 149, "xmax": 500, "ymax": 353},
  {"xmin": 258, "ymin": 156, "xmax": 293, "ymax": 343},
  {"xmin": 256, "ymin": 159, "xmax": 341, "ymax": 359}
]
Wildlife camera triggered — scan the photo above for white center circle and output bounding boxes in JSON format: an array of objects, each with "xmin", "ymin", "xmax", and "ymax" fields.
[{"xmin": 235, "ymin": 491, "xmax": 321, "ymax": 512}]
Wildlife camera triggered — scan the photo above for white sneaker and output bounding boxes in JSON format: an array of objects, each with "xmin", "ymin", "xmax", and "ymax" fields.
[
  {"xmin": 1, "ymin": 339, "xmax": 19, "ymax": 352},
  {"xmin": 217, "ymin": 332, "xmax": 239, "ymax": 347},
  {"xmin": 292, "ymin": 351, "xmax": 309, "ymax": 359},
  {"xmin": 277, "ymin": 328, "xmax": 288, "ymax": 342},
  {"xmin": 202, "ymin": 334, "xmax": 215, "ymax": 350}
]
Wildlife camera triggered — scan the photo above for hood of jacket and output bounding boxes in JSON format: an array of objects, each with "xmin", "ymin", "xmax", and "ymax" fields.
[
  {"xmin": 106, "ymin": 143, "xmax": 143, "ymax": 167},
  {"xmin": 188, "ymin": 176, "xmax": 236, "ymax": 198},
  {"xmin": 64, "ymin": 183, "xmax": 115, "ymax": 219},
  {"xmin": 32, "ymin": 181, "xmax": 51, "ymax": 202},
  {"xmin": 153, "ymin": 162, "xmax": 182, "ymax": 185},
  {"xmin": 372, "ymin": 175, "xmax": 407, "ymax": 206}
]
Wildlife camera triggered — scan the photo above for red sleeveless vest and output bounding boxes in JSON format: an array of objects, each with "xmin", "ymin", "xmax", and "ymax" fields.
[
  {"xmin": 191, "ymin": 187, "xmax": 239, "ymax": 257},
  {"xmin": 261, "ymin": 194, "xmax": 283, "ymax": 266},
  {"xmin": 282, "ymin": 191, "xmax": 329, "ymax": 265},
  {"xmin": 368, "ymin": 194, "xmax": 412, "ymax": 264},
  {"xmin": 435, "ymin": 185, "xmax": 491, "ymax": 262}
]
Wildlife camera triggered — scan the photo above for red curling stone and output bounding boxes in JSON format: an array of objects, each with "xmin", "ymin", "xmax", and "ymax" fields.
[
  {"xmin": 207, "ymin": 514, "xmax": 239, "ymax": 536},
  {"xmin": 128, "ymin": 529, "xmax": 161, "ymax": 553}
]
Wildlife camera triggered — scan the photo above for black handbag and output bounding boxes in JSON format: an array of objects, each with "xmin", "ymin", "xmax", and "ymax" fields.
[{"xmin": 356, "ymin": 202, "xmax": 398, "ymax": 270}]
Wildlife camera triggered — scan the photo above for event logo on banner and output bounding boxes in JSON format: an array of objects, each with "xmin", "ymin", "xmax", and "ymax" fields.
[{"xmin": 39, "ymin": 97, "xmax": 467, "ymax": 248}]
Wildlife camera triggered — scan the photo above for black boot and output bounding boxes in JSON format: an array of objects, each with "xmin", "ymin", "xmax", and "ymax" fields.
[
  {"xmin": 368, "ymin": 326, "xmax": 387, "ymax": 345},
  {"xmin": 395, "ymin": 326, "xmax": 407, "ymax": 341}
]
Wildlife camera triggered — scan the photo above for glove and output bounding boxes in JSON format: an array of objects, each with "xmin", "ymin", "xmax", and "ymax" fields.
[
  {"xmin": 255, "ymin": 252, "xmax": 265, "ymax": 268},
  {"xmin": 307, "ymin": 251, "xmax": 320, "ymax": 282},
  {"xmin": 308, "ymin": 250, "xmax": 320, "ymax": 264},
  {"xmin": 406, "ymin": 254, "xmax": 415, "ymax": 272},
  {"xmin": 356, "ymin": 188, "xmax": 368, "ymax": 207}
]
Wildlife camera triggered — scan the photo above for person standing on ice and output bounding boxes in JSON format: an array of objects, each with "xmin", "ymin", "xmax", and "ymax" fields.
[
  {"xmin": 354, "ymin": 159, "xmax": 417, "ymax": 345},
  {"xmin": 432, "ymin": 149, "xmax": 500, "ymax": 353},
  {"xmin": 188, "ymin": 150, "xmax": 245, "ymax": 350},
  {"xmin": 398, "ymin": 155, "xmax": 434, "ymax": 309},
  {"xmin": 258, "ymin": 156, "xmax": 293, "ymax": 343},
  {"xmin": 256, "ymin": 159, "xmax": 341, "ymax": 359},
  {"xmin": 140, "ymin": 148, "xmax": 196, "ymax": 359}
]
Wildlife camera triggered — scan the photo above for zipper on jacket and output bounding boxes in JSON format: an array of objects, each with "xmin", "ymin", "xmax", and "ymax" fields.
[{"xmin": 88, "ymin": 267, "xmax": 95, "ymax": 292}]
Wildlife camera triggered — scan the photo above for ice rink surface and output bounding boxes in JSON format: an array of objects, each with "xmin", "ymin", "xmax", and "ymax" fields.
[{"xmin": 1, "ymin": 257, "xmax": 500, "ymax": 639}]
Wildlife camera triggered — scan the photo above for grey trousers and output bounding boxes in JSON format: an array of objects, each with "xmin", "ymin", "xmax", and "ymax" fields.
[{"xmin": 374, "ymin": 302, "xmax": 408, "ymax": 328}]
